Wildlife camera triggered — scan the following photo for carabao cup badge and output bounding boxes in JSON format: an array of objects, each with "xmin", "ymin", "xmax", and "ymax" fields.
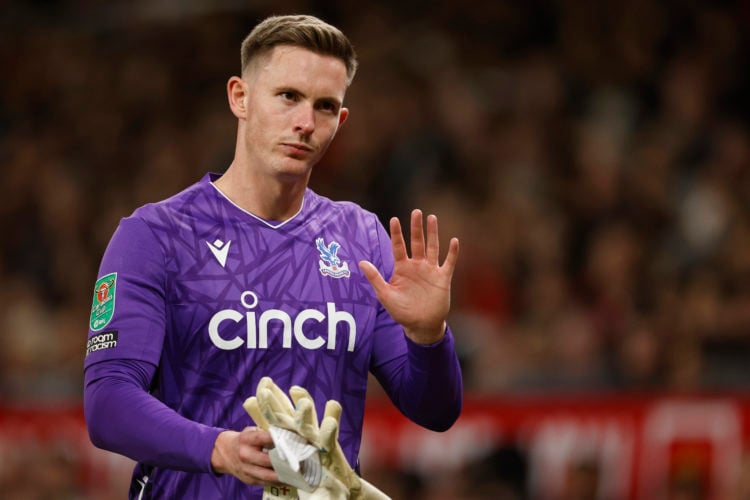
[{"xmin": 90, "ymin": 272, "xmax": 117, "ymax": 331}]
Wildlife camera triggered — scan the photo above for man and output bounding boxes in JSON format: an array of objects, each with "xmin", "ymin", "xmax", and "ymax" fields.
[{"xmin": 84, "ymin": 14, "xmax": 462, "ymax": 499}]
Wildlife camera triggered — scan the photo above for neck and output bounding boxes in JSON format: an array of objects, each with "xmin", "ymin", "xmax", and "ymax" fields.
[{"xmin": 214, "ymin": 162, "xmax": 307, "ymax": 222}]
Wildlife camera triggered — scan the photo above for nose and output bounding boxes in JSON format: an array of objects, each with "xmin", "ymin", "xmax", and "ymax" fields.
[{"xmin": 293, "ymin": 103, "xmax": 315, "ymax": 135}]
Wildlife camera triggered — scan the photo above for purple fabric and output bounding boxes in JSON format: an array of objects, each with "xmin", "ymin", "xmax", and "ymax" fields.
[
  {"xmin": 373, "ymin": 328, "xmax": 463, "ymax": 431},
  {"xmin": 83, "ymin": 173, "xmax": 463, "ymax": 498},
  {"xmin": 85, "ymin": 359, "xmax": 223, "ymax": 473}
]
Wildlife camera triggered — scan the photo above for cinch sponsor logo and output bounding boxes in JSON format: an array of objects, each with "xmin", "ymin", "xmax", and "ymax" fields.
[
  {"xmin": 208, "ymin": 291, "xmax": 357, "ymax": 352},
  {"xmin": 86, "ymin": 331, "xmax": 119, "ymax": 356}
]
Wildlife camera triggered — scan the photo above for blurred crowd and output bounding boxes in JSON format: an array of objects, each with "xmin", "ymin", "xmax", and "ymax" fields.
[{"xmin": 1, "ymin": 0, "xmax": 750, "ymax": 497}]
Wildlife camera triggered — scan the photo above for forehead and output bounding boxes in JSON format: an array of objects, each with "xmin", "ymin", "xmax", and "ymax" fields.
[{"xmin": 249, "ymin": 45, "xmax": 349, "ymax": 99}]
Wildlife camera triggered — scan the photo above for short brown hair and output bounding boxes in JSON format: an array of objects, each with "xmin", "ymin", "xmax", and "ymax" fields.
[{"xmin": 241, "ymin": 15, "xmax": 358, "ymax": 84}]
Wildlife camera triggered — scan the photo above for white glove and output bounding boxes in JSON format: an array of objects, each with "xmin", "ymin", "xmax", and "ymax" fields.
[{"xmin": 243, "ymin": 377, "xmax": 391, "ymax": 500}]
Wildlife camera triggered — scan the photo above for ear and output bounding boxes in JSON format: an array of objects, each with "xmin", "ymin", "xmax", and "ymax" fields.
[
  {"xmin": 227, "ymin": 76, "xmax": 247, "ymax": 119},
  {"xmin": 338, "ymin": 107, "xmax": 349, "ymax": 127}
]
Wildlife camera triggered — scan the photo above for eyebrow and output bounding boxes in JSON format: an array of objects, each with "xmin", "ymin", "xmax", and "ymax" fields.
[{"xmin": 276, "ymin": 86, "xmax": 343, "ymax": 109}]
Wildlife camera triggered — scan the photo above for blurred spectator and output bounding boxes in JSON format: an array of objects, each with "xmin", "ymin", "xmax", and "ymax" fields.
[
  {"xmin": 561, "ymin": 458, "xmax": 602, "ymax": 500},
  {"xmin": 2, "ymin": 0, "xmax": 750, "ymax": 399},
  {"xmin": 0, "ymin": 0, "xmax": 749, "ymax": 469}
]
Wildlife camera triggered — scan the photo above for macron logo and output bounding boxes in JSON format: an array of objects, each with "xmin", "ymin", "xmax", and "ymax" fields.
[{"xmin": 206, "ymin": 239, "xmax": 231, "ymax": 268}]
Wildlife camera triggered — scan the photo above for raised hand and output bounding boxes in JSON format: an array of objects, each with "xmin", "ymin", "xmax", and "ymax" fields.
[{"xmin": 358, "ymin": 209, "xmax": 459, "ymax": 345}]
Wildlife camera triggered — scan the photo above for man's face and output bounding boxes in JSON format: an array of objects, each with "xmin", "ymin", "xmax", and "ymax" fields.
[{"xmin": 239, "ymin": 45, "xmax": 349, "ymax": 182}]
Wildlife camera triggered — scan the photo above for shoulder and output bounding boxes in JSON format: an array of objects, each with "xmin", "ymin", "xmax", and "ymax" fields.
[
  {"xmin": 133, "ymin": 175, "xmax": 210, "ymax": 216},
  {"xmin": 305, "ymin": 189, "xmax": 380, "ymax": 225},
  {"xmin": 103, "ymin": 175, "xmax": 216, "ymax": 264},
  {"xmin": 128, "ymin": 174, "xmax": 214, "ymax": 228},
  {"xmin": 304, "ymin": 189, "xmax": 387, "ymax": 263}
]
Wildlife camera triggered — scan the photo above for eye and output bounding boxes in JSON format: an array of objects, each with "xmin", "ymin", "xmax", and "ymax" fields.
[
  {"xmin": 279, "ymin": 91, "xmax": 299, "ymax": 102},
  {"xmin": 317, "ymin": 100, "xmax": 339, "ymax": 114}
]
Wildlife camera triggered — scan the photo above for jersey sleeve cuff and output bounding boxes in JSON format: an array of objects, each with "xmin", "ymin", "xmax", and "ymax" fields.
[
  {"xmin": 201, "ymin": 426, "xmax": 227, "ymax": 475},
  {"xmin": 404, "ymin": 325, "xmax": 456, "ymax": 371}
]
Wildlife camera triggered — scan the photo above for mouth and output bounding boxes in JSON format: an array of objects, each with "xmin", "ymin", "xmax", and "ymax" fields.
[{"xmin": 280, "ymin": 142, "xmax": 314, "ymax": 155}]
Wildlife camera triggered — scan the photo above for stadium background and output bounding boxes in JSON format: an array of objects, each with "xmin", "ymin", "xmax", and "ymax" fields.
[{"xmin": 2, "ymin": 1, "xmax": 750, "ymax": 498}]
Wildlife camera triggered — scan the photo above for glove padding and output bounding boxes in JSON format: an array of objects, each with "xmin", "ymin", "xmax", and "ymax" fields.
[{"xmin": 244, "ymin": 377, "xmax": 390, "ymax": 500}]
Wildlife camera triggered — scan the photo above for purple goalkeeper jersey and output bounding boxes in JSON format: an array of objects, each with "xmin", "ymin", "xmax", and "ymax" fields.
[{"xmin": 84, "ymin": 173, "xmax": 462, "ymax": 498}]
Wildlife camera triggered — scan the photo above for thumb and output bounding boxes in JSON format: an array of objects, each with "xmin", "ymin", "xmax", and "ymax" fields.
[{"xmin": 358, "ymin": 261, "xmax": 387, "ymax": 295}]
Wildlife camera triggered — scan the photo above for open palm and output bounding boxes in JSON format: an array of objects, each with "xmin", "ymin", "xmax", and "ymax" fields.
[{"xmin": 358, "ymin": 209, "xmax": 460, "ymax": 345}]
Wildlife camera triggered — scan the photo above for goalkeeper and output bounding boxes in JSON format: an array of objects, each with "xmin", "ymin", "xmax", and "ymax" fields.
[{"xmin": 83, "ymin": 14, "xmax": 462, "ymax": 499}]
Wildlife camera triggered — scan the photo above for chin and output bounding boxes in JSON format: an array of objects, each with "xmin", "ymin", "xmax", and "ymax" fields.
[{"xmin": 274, "ymin": 162, "xmax": 313, "ymax": 183}]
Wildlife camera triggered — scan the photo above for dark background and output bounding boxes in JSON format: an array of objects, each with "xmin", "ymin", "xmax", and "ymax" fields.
[{"xmin": 1, "ymin": 1, "xmax": 750, "ymax": 498}]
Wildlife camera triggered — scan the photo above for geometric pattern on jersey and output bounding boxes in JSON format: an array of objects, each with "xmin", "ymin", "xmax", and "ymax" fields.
[{"xmin": 89, "ymin": 174, "xmax": 403, "ymax": 498}]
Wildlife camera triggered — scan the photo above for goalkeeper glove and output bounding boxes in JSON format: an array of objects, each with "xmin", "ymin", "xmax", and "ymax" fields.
[{"xmin": 244, "ymin": 377, "xmax": 390, "ymax": 500}]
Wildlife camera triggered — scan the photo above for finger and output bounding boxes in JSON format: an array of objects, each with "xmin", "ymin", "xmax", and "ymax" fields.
[
  {"xmin": 319, "ymin": 414, "xmax": 360, "ymax": 490},
  {"xmin": 289, "ymin": 386, "xmax": 320, "ymax": 437},
  {"xmin": 237, "ymin": 463, "xmax": 279, "ymax": 485},
  {"xmin": 293, "ymin": 397, "xmax": 320, "ymax": 442},
  {"xmin": 258, "ymin": 388, "xmax": 296, "ymax": 429},
  {"xmin": 243, "ymin": 397, "xmax": 270, "ymax": 431},
  {"xmin": 440, "ymin": 237, "xmax": 460, "ymax": 275},
  {"xmin": 358, "ymin": 261, "xmax": 388, "ymax": 298},
  {"xmin": 237, "ymin": 429, "xmax": 275, "ymax": 467},
  {"xmin": 259, "ymin": 377, "xmax": 295, "ymax": 416},
  {"xmin": 323, "ymin": 399, "xmax": 342, "ymax": 424},
  {"xmin": 289, "ymin": 385, "xmax": 313, "ymax": 406},
  {"xmin": 239, "ymin": 426, "xmax": 274, "ymax": 446},
  {"xmin": 425, "ymin": 213, "xmax": 439, "ymax": 265},
  {"xmin": 409, "ymin": 209, "xmax": 425, "ymax": 260},
  {"xmin": 389, "ymin": 216, "xmax": 408, "ymax": 261},
  {"xmin": 319, "ymin": 415, "xmax": 339, "ymax": 454},
  {"xmin": 258, "ymin": 379, "xmax": 298, "ymax": 431}
]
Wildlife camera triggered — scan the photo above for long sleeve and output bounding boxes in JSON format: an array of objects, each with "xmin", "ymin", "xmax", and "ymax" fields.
[
  {"xmin": 370, "ymin": 326, "xmax": 463, "ymax": 431},
  {"xmin": 365, "ymin": 213, "xmax": 463, "ymax": 431},
  {"xmin": 84, "ymin": 358, "xmax": 224, "ymax": 473}
]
